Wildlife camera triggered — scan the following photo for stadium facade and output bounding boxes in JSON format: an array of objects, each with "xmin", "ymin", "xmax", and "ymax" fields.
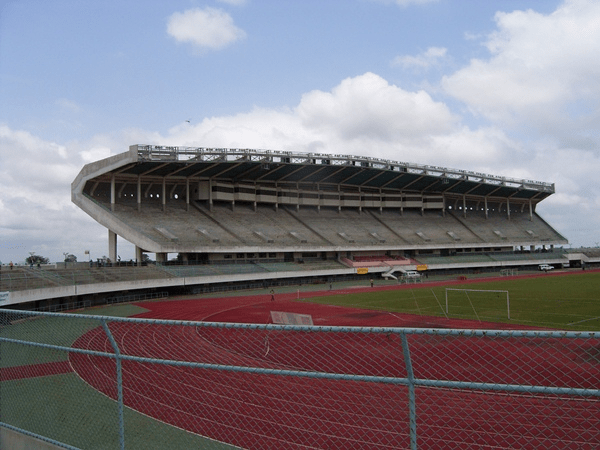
[{"xmin": 71, "ymin": 144, "xmax": 567, "ymax": 274}]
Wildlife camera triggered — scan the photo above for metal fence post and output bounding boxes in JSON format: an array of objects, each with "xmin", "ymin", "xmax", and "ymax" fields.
[
  {"xmin": 102, "ymin": 321, "xmax": 126, "ymax": 450},
  {"xmin": 400, "ymin": 331, "xmax": 418, "ymax": 450}
]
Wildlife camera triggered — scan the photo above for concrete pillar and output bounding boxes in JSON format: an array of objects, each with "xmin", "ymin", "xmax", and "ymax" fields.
[
  {"xmin": 484, "ymin": 197, "xmax": 488, "ymax": 219},
  {"xmin": 186, "ymin": 178, "xmax": 190, "ymax": 212},
  {"xmin": 162, "ymin": 178, "xmax": 166, "ymax": 213},
  {"xmin": 108, "ymin": 230, "xmax": 117, "ymax": 263},
  {"xmin": 135, "ymin": 246, "xmax": 143, "ymax": 266},
  {"xmin": 137, "ymin": 176, "xmax": 141, "ymax": 212},
  {"xmin": 156, "ymin": 253, "xmax": 168, "ymax": 263},
  {"xmin": 529, "ymin": 200, "xmax": 533, "ymax": 221},
  {"xmin": 507, "ymin": 198, "xmax": 511, "ymax": 220},
  {"xmin": 110, "ymin": 175, "xmax": 116, "ymax": 212},
  {"xmin": 208, "ymin": 179, "xmax": 213, "ymax": 212}
]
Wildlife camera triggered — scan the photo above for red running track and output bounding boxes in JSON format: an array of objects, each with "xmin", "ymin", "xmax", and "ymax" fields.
[{"xmin": 69, "ymin": 292, "xmax": 600, "ymax": 449}]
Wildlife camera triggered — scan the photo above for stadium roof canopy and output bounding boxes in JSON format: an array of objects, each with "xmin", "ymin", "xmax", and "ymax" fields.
[{"xmin": 74, "ymin": 144, "xmax": 554, "ymax": 201}]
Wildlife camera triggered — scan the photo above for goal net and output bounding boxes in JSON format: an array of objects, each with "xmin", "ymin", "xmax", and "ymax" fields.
[{"xmin": 445, "ymin": 288, "xmax": 510, "ymax": 321}]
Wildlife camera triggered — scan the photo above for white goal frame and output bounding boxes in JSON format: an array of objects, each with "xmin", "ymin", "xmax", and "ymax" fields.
[{"xmin": 445, "ymin": 288, "xmax": 510, "ymax": 320}]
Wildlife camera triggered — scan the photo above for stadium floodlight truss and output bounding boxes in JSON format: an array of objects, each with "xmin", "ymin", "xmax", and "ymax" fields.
[{"xmin": 445, "ymin": 288, "xmax": 511, "ymax": 320}]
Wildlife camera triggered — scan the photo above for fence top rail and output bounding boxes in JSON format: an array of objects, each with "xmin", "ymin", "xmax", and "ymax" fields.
[{"xmin": 1, "ymin": 308, "xmax": 598, "ymax": 339}]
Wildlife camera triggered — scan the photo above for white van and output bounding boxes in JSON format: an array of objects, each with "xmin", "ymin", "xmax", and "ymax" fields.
[
  {"xmin": 538, "ymin": 264, "xmax": 554, "ymax": 271},
  {"xmin": 404, "ymin": 271, "xmax": 421, "ymax": 278}
]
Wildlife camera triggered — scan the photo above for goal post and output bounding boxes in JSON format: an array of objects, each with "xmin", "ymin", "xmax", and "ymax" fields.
[{"xmin": 445, "ymin": 288, "xmax": 510, "ymax": 320}]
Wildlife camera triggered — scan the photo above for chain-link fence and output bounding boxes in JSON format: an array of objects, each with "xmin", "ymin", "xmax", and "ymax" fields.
[{"xmin": 1, "ymin": 309, "xmax": 599, "ymax": 449}]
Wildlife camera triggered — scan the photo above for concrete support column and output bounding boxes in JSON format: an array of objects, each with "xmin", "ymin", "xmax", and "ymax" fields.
[
  {"xmin": 156, "ymin": 253, "xmax": 168, "ymax": 263},
  {"xmin": 484, "ymin": 197, "xmax": 488, "ymax": 219},
  {"xmin": 162, "ymin": 178, "xmax": 166, "ymax": 213},
  {"xmin": 108, "ymin": 230, "xmax": 117, "ymax": 263},
  {"xmin": 529, "ymin": 200, "xmax": 533, "ymax": 221},
  {"xmin": 110, "ymin": 175, "xmax": 116, "ymax": 212},
  {"xmin": 208, "ymin": 179, "xmax": 213, "ymax": 212},
  {"xmin": 135, "ymin": 246, "xmax": 143, "ymax": 266},
  {"xmin": 463, "ymin": 195, "xmax": 467, "ymax": 219},
  {"xmin": 137, "ymin": 176, "xmax": 142, "ymax": 212},
  {"xmin": 186, "ymin": 178, "xmax": 190, "ymax": 212},
  {"xmin": 507, "ymin": 198, "xmax": 511, "ymax": 220},
  {"xmin": 358, "ymin": 193, "xmax": 362, "ymax": 214}
]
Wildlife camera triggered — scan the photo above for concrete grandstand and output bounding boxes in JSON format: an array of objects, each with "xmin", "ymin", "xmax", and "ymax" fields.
[
  {"xmin": 71, "ymin": 145, "xmax": 566, "ymax": 263},
  {"xmin": 2, "ymin": 143, "xmax": 588, "ymax": 309}
]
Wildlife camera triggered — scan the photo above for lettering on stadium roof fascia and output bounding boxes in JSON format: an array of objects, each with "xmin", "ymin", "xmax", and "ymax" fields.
[{"xmin": 131, "ymin": 144, "xmax": 554, "ymax": 194}]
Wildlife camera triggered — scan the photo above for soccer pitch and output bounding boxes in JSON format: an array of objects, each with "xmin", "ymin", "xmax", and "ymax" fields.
[{"xmin": 305, "ymin": 271, "xmax": 600, "ymax": 330}]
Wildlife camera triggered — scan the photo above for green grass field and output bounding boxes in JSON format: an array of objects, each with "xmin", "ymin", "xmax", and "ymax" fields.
[{"xmin": 304, "ymin": 271, "xmax": 600, "ymax": 330}]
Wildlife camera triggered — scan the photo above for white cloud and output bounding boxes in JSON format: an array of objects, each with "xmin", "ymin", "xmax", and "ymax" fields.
[
  {"xmin": 443, "ymin": 0, "xmax": 600, "ymax": 130},
  {"xmin": 0, "ymin": 125, "xmax": 112, "ymax": 263},
  {"xmin": 297, "ymin": 72, "xmax": 456, "ymax": 142},
  {"xmin": 161, "ymin": 73, "xmax": 474, "ymax": 167},
  {"xmin": 166, "ymin": 7, "xmax": 246, "ymax": 52},
  {"xmin": 80, "ymin": 146, "xmax": 112, "ymax": 164},
  {"xmin": 392, "ymin": 47, "xmax": 447, "ymax": 69}
]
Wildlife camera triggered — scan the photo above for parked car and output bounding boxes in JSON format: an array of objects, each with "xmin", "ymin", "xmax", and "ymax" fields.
[
  {"xmin": 404, "ymin": 270, "xmax": 421, "ymax": 278},
  {"xmin": 539, "ymin": 264, "xmax": 554, "ymax": 271}
]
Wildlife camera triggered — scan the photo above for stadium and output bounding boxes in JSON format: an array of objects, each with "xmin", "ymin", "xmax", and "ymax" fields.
[
  {"xmin": 74, "ymin": 144, "xmax": 566, "ymax": 264},
  {"xmin": 68, "ymin": 144, "xmax": 573, "ymax": 291},
  {"xmin": 1, "ymin": 144, "xmax": 599, "ymax": 449}
]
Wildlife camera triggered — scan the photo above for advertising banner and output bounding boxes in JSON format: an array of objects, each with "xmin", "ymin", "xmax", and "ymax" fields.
[{"xmin": 0, "ymin": 291, "xmax": 10, "ymax": 306}]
